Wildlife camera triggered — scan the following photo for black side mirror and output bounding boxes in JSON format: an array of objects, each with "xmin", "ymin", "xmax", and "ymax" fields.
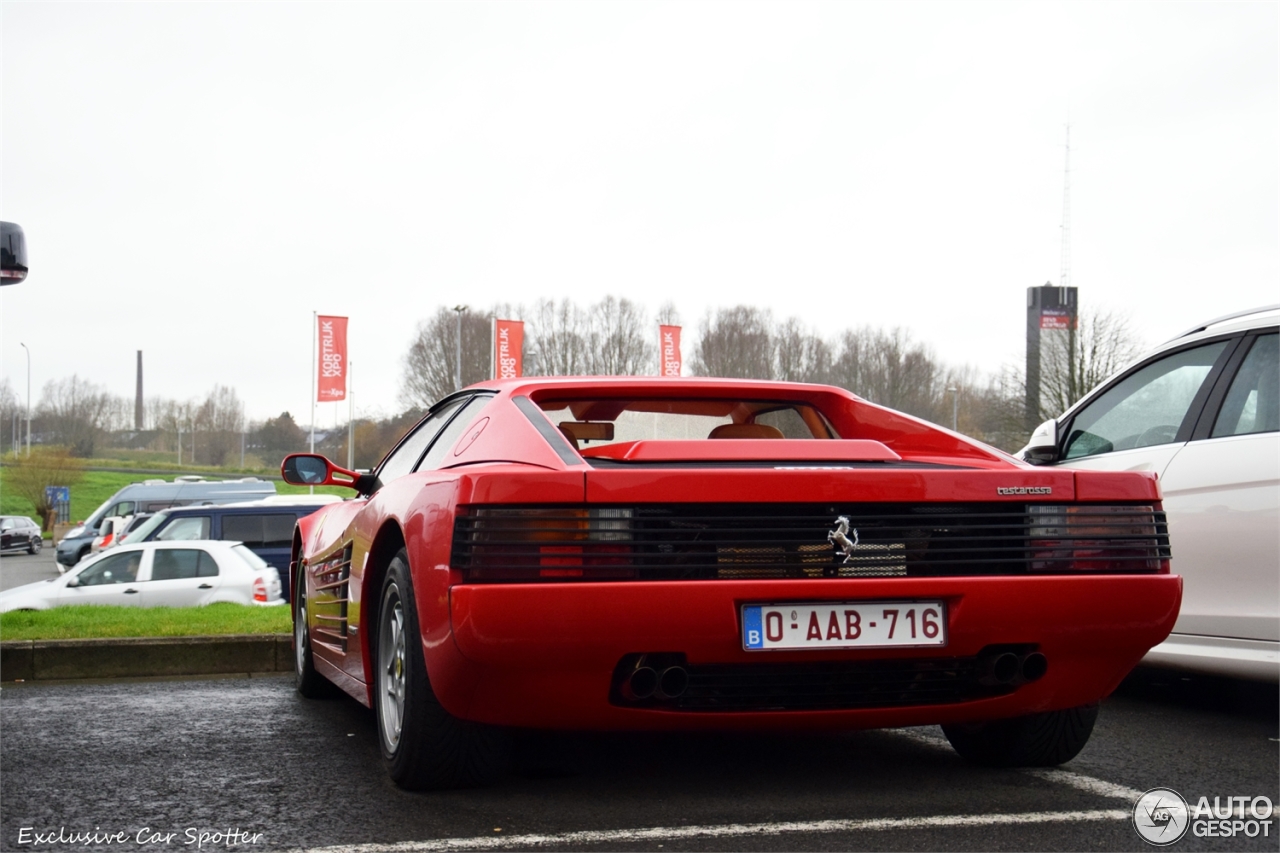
[
  {"xmin": 281, "ymin": 453, "xmax": 379, "ymax": 493},
  {"xmin": 282, "ymin": 454, "xmax": 330, "ymax": 484},
  {"xmin": 1, "ymin": 222, "xmax": 28, "ymax": 285}
]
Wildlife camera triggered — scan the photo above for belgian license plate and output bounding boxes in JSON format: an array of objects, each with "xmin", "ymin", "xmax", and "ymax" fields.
[{"xmin": 742, "ymin": 601, "xmax": 947, "ymax": 651}]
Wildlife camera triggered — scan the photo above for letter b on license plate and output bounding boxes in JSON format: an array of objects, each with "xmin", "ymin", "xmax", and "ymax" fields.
[{"xmin": 742, "ymin": 601, "xmax": 947, "ymax": 650}]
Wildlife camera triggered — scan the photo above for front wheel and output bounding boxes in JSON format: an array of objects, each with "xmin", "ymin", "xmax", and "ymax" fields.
[
  {"xmin": 375, "ymin": 549, "xmax": 508, "ymax": 790},
  {"xmin": 942, "ymin": 704, "xmax": 1099, "ymax": 767}
]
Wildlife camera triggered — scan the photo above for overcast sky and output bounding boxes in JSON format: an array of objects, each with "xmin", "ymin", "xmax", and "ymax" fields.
[{"xmin": 2, "ymin": 1, "xmax": 1276, "ymax": 426}]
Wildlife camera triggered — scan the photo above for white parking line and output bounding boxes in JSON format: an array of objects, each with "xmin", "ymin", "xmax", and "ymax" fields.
[
  {"xmin": 307, "ymin": 810, "xmax": 1131, "ymax": 853},
  {"xmin": 306, "ymin": 730, "xmax": 1149, "ymax": 853},
  {"xmin": 887, "ymin": 727, "xmax": 1147, "ymax": 803},
  {"xmin": 1025, "ymin": 768, "xmax": 1146, "ymax": 802}
]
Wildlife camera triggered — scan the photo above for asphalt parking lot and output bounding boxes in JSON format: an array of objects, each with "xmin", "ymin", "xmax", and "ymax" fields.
[
  {"xmin": 1, "ymin": 665, "xmax": 1275, "ymax": 852},
  {"xmin": 3, "ymin": 547, "xmax": 1276, "ymax": 852},
  {"xmin": 0, "ymin": 548, "xmax": 62, "ymax": 591}
]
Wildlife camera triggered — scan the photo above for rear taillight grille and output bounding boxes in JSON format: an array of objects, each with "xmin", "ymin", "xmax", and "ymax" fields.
[{"xmin": 452, "ymin": 503, "xmax": 1170, "ymax": 582}]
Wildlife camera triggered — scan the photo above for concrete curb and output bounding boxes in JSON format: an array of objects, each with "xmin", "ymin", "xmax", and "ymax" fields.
[{"xmin": 0, "ymin": 634, "xmax": 293, "ymax": 682}]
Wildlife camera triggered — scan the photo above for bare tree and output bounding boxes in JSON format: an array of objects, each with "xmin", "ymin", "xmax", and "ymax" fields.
[
  {"xmin": 586, "ymin": 296, "xmax": 654, "ymax": 375},
  {"xmin": 690, "ymin": 306, "xmax": 775, "ymax": 379},
  {"xmin": 773, "ymin": 318, "xmax": 832, "ymax": 383},
  {"xmin": 0, "ymin": 378, "xmax": 20, "ymax": 455},
  {"xmin": 656, "ymin": 302, "xmax": 682, "ymax": 327},
  {"xmin": 1037, "ymin": 309, "xmax": 1143, "ymax": 420},
  {"xmin": 4, "ymin": 447, "xmax": 85, "ymax": 531},
  {"xmin": 194, "ymin": 385, "xmax": 245, "ymax": 466},
  {"xmin": 400, "ymin": 308, "xmax": 493, "ymax": 408},
  {"xmin": 829, "ymin": 327, "xmax": 944, "ymax": 421},
  {"xmin": 966, "ymin": 365, "xmax": 1034, "ymax": 452},
  {"xmin": 529, "ymin": 298, "xmax": 590, "ymax": 377},
  {"xmin": 35, "ymin": 375, "xmax": 115, "ymax": 457},
  {"xmin": 146, "ymin": 396, "xmax": 199, "ymax": 458}
]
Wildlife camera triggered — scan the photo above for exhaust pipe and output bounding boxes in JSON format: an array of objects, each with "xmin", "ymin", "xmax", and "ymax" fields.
[
  {"xmin": 622, "ymin": 664, "xmax": 658, "ymax": 701},
  {"xmin": 977, "ymin": 651, "xmax": 1020, "ymax": 685},
  {"xmin": 1020, "ymin": 652, "xmax": 1048, "ymax": 682},
  {"xmin": 657, "ymin": 665, "xmax": 689, "ymax": 700}
]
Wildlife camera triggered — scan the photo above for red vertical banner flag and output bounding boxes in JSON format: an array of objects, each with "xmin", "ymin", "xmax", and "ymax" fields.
[
  {"xmin": 659, "ymin": 325, "xmax": 682, "ymax": 377},
  {"xmin": 317, "ymin": 315, "xmax": 349, "ymax": 401},
  {"xmin": 493, "ymin": 319, "xmax": 524, "ymax": 379}
]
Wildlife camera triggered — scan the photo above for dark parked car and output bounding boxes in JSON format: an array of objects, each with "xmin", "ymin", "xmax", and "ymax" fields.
[{"xmin": 0, "ymin": 516, "xmax": 43, "ymax": 555}]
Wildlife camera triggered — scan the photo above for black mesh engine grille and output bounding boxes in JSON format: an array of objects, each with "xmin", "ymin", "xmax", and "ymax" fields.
[{"xmin": 452, "ymin": 502, "xmax": 1170, "ymax": 581}]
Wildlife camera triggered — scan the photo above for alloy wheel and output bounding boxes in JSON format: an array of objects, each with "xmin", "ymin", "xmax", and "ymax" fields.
[{"xmin": 378, "ymin": 594, "xmax": 407, "ymax": 753}]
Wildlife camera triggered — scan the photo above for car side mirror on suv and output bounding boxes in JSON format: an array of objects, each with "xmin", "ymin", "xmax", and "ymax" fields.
[{"xmin": 1019, "ymin": 419, "xmax": 1061, "ymax": 466}]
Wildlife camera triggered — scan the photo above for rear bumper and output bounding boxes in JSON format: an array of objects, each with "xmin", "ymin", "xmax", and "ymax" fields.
[{"xmin": 429, "ymin": 575, "xmax": 1182, "ymax": 729}]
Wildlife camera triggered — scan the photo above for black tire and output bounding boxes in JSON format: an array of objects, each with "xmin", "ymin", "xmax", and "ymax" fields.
[
  {"xmin": 28, "ymin": 537, "xmax": 42, "ymax": 555},
  {"xmin": 294, "ymin": 577, "xmax": 335, "ymax": 699},
  {"xmin": 375, "ymin": 549, "xmax": 508, "ymax": 790},
  {"xmin": 75, "ymin": 546, "xmax": 90, "ymax": 566},
  {"xmin": 942, "ymin": 704, "xmax": 1099, "ymax": 767}
]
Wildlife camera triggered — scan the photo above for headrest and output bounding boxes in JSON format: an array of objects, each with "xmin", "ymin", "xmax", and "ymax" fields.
[{"xmin": 707, "ymin": 423, "xmax": 785, "ymax": 439}]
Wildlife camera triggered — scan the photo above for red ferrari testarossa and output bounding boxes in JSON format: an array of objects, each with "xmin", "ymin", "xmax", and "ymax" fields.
[{"xmin": 282, "ymin": 377, "xmax": 1179, "ymax": 789}]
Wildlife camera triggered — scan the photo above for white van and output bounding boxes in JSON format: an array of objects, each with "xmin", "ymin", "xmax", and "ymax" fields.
[{"xmin": 54, "ymin": 477, "xmax": 277, "ymax": 567}]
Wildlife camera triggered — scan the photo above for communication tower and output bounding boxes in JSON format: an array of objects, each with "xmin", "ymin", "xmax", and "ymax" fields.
[{"xmin": 1026, "ymin": 126, "xmax": 1078, "ymax": 430}]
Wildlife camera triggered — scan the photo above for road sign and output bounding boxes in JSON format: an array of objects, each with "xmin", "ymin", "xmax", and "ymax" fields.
[{"xmin": 46, "ymin": 486, "xmax": 71, "ymax": 523}]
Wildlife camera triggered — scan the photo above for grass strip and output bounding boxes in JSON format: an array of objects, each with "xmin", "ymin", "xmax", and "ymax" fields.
[
  {"xmin": 0, "ymin": 602, "xmax": 290, "ymax": 641},
  {"xmin": 0, "ymin": 468, "xmax": 348, "ymax": 522}
]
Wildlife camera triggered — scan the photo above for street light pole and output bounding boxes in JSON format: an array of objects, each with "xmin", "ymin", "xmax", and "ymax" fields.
[
  {"xmin": 947, "ymin": 387, "xmax": 959, "ymax": 432},
  {"xmin": 19, "ymin": 342, "xmax": 30, "ymax": 455},
  {"xmin": 452, "ymin": 305, "xmax": 468, "ymax": 390}
]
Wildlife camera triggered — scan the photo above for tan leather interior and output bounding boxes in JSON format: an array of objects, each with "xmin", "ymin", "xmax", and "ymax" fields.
[{"xmin": 707, "ymin": 423, "xmax": 785, "ymax": 439}]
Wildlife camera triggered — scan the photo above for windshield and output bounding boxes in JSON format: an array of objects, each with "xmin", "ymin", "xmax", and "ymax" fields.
[
  {"xmin": 119, "ymin": 511, "xmax": 170, "ymax": 545},
  {"xmin": 83, "ymin": 497, "xmax": 118, "ymax": 529}
]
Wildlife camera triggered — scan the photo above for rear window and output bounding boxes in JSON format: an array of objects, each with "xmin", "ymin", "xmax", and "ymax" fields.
[
  {"xmin": 536, "ymin": 398, "xmax": 837, "ymax": 450},
  {"xmin": 151, "ymin": 548, "xmax": 218, "ymax": 580},
  {"xmin": 155, "ymin": 516, "xmax": 212, "ymax": 541},
  {"xmin": 232, "ymin": 544, "xmax": 270, "ymax": 569},
  {"xmin": 222, "ymin": 514, "xmax": 297, "ymax": 549}
]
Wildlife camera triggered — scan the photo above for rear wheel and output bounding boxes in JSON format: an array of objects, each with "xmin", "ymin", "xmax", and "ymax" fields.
[
  {"xmin": 942, "ymin": 704, "xmax": 1099, "ymax": 767},
  {"xmin": 28, "ymin": 537, "xmax": 41, "ymax": 555},
  {"xmin": 294, "ymin": 579, "xmax": 334, "ymax": 698},
  {"xmin": 375, "ymin": 549, "xmax": 508, "ymax": 790}
]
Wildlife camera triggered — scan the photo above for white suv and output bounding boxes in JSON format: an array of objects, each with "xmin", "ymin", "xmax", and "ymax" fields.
[{"xmin": 1022, "ymin": 305, "xmax": 1279, "ymax": 682}]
